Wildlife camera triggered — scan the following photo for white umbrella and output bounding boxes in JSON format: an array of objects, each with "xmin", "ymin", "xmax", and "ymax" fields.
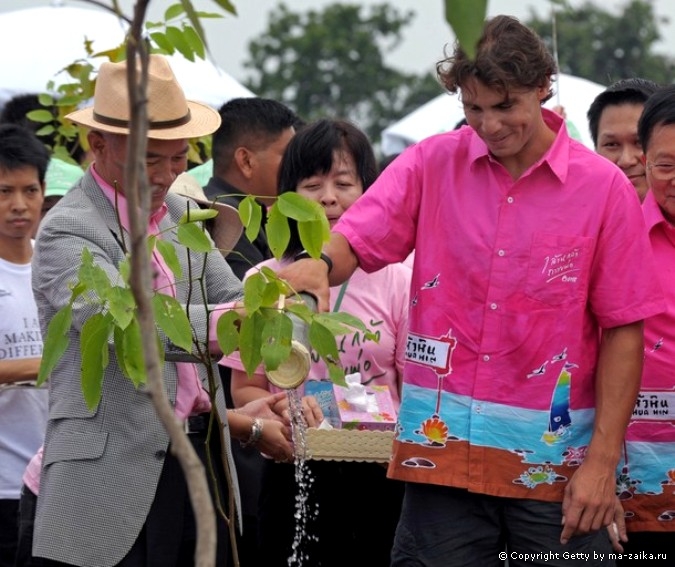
[
  {"xmin": 0, "ymin": 5, "xmax": 254, "ymax": 110},
  {"xmin": 381, "ymin": 73, "xmax": 606, "ymax": 155}
]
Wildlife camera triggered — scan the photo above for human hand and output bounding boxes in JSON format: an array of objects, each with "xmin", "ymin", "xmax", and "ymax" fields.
[
  {"xmin": 276, "ymin": 258, "xmax": 331, "ymax": 312},
  {"xmin": 273, "ymin": 394, "xmax": 324, "ymax": 428},
  {"xmin": 257, "ymin": 418, "xmax": 294, "ymax": 462},
  {"xmin": 607, "ymin": 497, "xmax": 627, "ymax": 553},
  {"xmin": 237, "ymin": 391, "xmax": 288, "ymax": 423},
  {"xmin": 560, "ymin": 458, "xmax": 616, "ymax": 544}
]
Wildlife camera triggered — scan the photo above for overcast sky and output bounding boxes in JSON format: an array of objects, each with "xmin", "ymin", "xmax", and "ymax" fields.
[{"xmin": 2, "ymin": 0, "xmax": 675, "ymax": 83}]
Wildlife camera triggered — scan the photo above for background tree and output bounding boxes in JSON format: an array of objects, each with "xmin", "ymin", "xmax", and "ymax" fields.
[
  {"xmin": 527, "ymin": 0, "xmax": 675, "ymax": 85},
  {"xmin": 242, "ymin": 2, "xmax": 444, "ymax": 147}
]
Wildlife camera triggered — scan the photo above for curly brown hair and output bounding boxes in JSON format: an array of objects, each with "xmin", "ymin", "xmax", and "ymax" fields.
[{"xmin": 437, "ymin": 15, "xmax": 556, "ymax": 102}]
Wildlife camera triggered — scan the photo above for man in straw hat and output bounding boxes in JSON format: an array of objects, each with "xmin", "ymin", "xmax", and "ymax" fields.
[{"xmin": 28, "ymin": 54, "xmax": 294, "ymax": 567}]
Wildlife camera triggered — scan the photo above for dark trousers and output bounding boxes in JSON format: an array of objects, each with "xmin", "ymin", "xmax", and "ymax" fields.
[
  {"xmin": 25, "ymin": 431, "xmax": 232, "ymax": 567},
  {"xmin": 391, "ymin": 483, "xmax": 614, "ymax": 567},
  {"xmin": 0, "ymin": 499, "xmax": 19, "ymax": 567}
]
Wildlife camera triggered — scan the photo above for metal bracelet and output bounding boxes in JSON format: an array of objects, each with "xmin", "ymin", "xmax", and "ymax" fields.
[{"xmin": 240, "ymin": 417, "xmax": 263, "ymax": 448}]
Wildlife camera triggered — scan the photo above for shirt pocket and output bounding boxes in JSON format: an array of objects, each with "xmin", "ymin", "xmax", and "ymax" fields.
[{"xmin": 524, "ymin": 233, "xmax": 593, "ymax": 307}]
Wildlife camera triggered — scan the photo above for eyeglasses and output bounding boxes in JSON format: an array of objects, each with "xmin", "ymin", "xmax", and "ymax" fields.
[{"xmin": 647, "ymin": 162, "xmax": 675, "ymax": 182}]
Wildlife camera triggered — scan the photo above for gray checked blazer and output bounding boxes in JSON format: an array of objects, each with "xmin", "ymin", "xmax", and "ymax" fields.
[{"xmin": 31, "ymin": 170, "xmax": 244, "ymax": 567}]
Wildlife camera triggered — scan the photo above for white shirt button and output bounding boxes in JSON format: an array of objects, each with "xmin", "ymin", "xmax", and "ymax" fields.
[
  {"xmin": 507, "ymin": 196, "xmax": 514, "ymax": 204},
  {"xmin": 490, "ymin": 303, "xmax": 498, "ymax": 310},
  {"xmin": 498, "ymin": 249, "xmax": 505, "ymax": 257},
  {"xmin": 483, "ymin": 355, "xmax": 490, "ymax": 362}
]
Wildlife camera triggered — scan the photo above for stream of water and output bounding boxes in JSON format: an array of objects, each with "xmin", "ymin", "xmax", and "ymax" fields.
[{"xmin": 287, "ymin": 388, "xmax": 319, "ymax": 566}]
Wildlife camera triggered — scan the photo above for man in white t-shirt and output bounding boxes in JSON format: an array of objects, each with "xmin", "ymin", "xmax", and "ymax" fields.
[{"xmin": 0, "ymin": 124, "xmax": 49, "ymax": 567}]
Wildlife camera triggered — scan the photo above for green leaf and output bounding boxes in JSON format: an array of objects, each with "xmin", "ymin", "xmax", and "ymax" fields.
[
  {"xmin": 80, "ymin": 313, "xmax": 112, "ymax": 410},
  {"xmin": 37, "ymin": 305, "xmax": 72, "ymax": 386},
  {"xmin": 444, "ymin": 0, "xmax": 488, "ymax": 60},
  {"xmin": 239, "ymin": 196, "xmax": 262, "ymax": 242},
  {"xmin": 78, "ymin": 249, "xmax": 111, "ymax": 297},
  {"xmin": 179, "ymin": 207, "xmax": 217, "ymax": 224},
  {"xmin": 318, "ymin": 311, "xmax": 371, "ymax": 334},
  {"xmin": 106, "ymin": 286, "xmax": 135, "ymax": 330},
  {"xmin": 308, "ymin": 320, "xmax": 342, "ymax": 384},
  {"xmin": 276, "ymin": 192, "xmax": 323, "ymax": 222},
  {"xmin": 38, "ymin": 93, "xmax": 54, "ymax": 106},
  {"xmin": 115, "ymin": 318, "xmax": 147, "ymax": 387},
  {"xmin": 118, "ymin": 256, "xmax": 131, "ymax": 285},
  {"xmin": 152, "ymin": 293, "xmax": 194, "ymax": 353},
  {"xmin": 209, "ymin": 0, "xmax": 237, "ymax": 15},
  {"xmin": 36, "ymin": 125, "xmax": 55, "ymax": 136},
  {"xmin": 194, "ymin": 11, "xmax": 225, "ymax": 19},
  {"xmin": 165, "ymin": 2, "xmax": 185, "ymax": 21},
  {"xmin": 26, "ymin": 109, "xmax": 54, "ymax": 123},
  {"xmin": 57, "ymin": 95, "xmax": 82, "ymax": 106},
  {"xmin": 155, "ymin": 239, "xmax": 183, "ymax": 280},
  {"xmin": 239, "ymin": 314, "xmax": 265, "ymax": 376},
  {"xmin": 177, "ymin": 222, "xmax": 213, "ymax": 252},
  {"xmin": 308, "ymin": 320, "xmax": 340, "ymax": 362},
  {"xmin": 183, "ymin": 24, "xmax": 206, "ymax": 60},
  {"xmin": 165, "ymin": 26, "xmax": 195, "ymax": 62},
  {"xmin": 150, "ymin": 31, "xmax": 176, "ymax": 54},
  {"xmin": 297, "ymin": 218, "xmax": 328, "ymax": 258},
  {"xmin": 260, "ymin": 311, "xmax": 292, "ymax": 372},
  {"xmin": 216, "ymin": 309, "xmax": 240, "ymax": 355},
  {"xmin": 243, "ymin": 272, "xmax": 266, "ymax": 314},
  {"xmin": 327, "ymin": 362, "xmax": 347, "ymax": 387},
  {"xmin": 266, "ymin": 203, "xmax": 290, "ymax": 260},
  {"xmin": 286, "ymin": 300, "xmax": 315, "ymax": 324},
  {"xmin": 180, "ymin": 0, "xmax": 207, "ymax": 58}
]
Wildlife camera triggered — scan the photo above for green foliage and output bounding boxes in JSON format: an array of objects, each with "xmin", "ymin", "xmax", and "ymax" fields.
[
  {"xmin": 31, "ymin": 3, "xmax": 227, "ymax": 165},
  {"xmin": 444, "ymin": 0, "xmax": 488, "ymax": 60},
  {"xmin": 40, "ymin": 195, "xmax": 372, "ymax": 410},
  {"xmin": 242, "ymin": 2, "xmax": 445, "ymax": 145},
  {"xmin": 527, "ymin": 0, "xmax": 675, "ymax": 85},
  {"xmin": 237, "ymin": 192, "xmax": 330, "ymax": 260}
]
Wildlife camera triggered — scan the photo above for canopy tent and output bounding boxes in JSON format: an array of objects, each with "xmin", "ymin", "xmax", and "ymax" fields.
[
  {"xmin": 0, "ymin": 5, "xmax": 254, "ymax": 111},
  {"xmin": 381, "ymin": 73, "xmax": 606, "ymax": 156}
]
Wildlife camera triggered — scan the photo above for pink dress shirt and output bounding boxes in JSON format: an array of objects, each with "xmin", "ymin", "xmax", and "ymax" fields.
[
  {"xmin": 619, "ymin": 191, "xmax": 675, "ymax": 532},
  {"xmin": 334, "ymin": 109, "xmax": 665, "ymax": 502}
]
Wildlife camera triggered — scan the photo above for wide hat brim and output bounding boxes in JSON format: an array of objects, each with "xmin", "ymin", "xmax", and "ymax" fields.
[
  {"xmin": 67, "ymin": 99, "xmax": 220, "ymax": 140},
  {"xmin": 65, "ymin": 55, "xmax": 221, "ymax": 139}
]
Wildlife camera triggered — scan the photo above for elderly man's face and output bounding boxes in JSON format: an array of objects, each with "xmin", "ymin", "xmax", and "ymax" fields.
[
  {"xmin": 89, "ymin": 131, "xmax": 189, "ymax": 212},
  {"xmin": 644, "ymin": 122, "xmax": 675, "ymax": 225}
]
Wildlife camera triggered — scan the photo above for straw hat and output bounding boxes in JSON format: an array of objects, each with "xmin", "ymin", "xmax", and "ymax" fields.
[
  {"xmin": 169, "ymin": 172, "xmax": 243, "ymax": 252},
  {"xmin": 66, "ymin": 54, "xmax": 221, "ymax": 139}
]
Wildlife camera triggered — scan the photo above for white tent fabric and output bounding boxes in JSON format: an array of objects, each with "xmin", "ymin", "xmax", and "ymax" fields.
[
  {"xmin": 381, "ymin": 73, "xmax": 605, "ymax": 155},
  {"xmin": 0, "ymin": 5, "xmax": 254, "ymax": 110}
]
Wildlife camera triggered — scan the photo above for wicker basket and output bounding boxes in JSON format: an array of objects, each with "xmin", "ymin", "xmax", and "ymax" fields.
[{"xmin": 303, "ymin": 428, "xmax": 394, "ymax": 463}]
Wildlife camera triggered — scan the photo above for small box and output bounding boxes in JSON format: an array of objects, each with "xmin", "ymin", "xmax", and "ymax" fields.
[
  {"xmin": 304, "ymin": 380, "xmax": 341, "ymax": 429},
  {"xmin": 333, "ymin": 383, "xmax": 397, "ymax": 431}
]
